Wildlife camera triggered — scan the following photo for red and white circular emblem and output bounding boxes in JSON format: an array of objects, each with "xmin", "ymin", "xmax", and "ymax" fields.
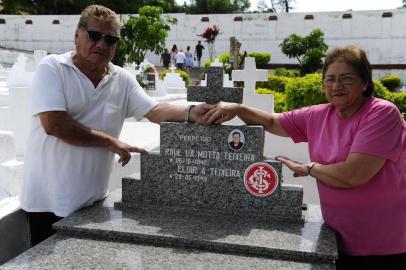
[{"xmin": 244, "ymin": 162, "xmax": 279, "ymax": 197}]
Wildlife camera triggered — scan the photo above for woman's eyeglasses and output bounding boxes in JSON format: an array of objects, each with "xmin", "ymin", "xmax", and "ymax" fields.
[
  {"xmin": 323, "ymin": 74, "xmax": 360, "ymax": 87},
  {"xmin": 86, "ymin": 30, "xmax": 120, "ymax": 46}
]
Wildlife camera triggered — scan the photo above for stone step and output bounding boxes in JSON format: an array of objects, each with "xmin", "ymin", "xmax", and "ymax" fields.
[
  {"xmin": 0, "ymin": 159, "xmax": 24, "ymax": 196},
  {"xmin": 0, "ymin": 234, "xmax": 334, "ymax": 270},
  {"xmin": 54, "ymin": 190, "xmax": 337, "ymax": 265}
]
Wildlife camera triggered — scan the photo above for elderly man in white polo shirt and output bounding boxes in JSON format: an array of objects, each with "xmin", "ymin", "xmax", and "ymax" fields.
[{"xmin": 20, "ymin": 5, "xmax": 213, "ymax": 247}]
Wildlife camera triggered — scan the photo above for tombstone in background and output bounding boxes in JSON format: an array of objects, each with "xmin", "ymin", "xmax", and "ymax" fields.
[
  {"xmin": 230, "ymin": 36, "xmax": 241, "ymax": 70},
  {"xmin": 163, "ymin": 64, "xmax": 186, "ymax": 94},
  {"xmin": 200, "ymin": 60, "xmax": 234, "ymax": 87},
  {"xmin": 0, "ymin": 66, "xmax": 11, "ymax": 131},
  {"xmin": 7, "ymin": 54, "xmax": 34, "ymax": 157},
  {"xmin": 145, "ymin": 72, "xmax": 168, "ymax": 97},
  {"xmin": 123, "ymin": 62, "xmax": 141, "ymax": 78},
  {"xmin": 188, "ymin": 66, "xmax": 242, "ymax": 104},
  {"xmin": 0, "ymin": 130, "xmax": 24, "ymax": 196}
]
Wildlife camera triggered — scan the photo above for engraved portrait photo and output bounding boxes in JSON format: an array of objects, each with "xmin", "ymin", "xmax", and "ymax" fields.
[{"xmin": 228, "ymin": 129, "xmax": 245, "ymax": 151}]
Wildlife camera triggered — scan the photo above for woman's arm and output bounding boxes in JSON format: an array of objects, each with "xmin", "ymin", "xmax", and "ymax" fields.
[
  {"xmin": 277, "ymin": 153, "xmax": 386, "ymax": 188},
  {"xmin": 204, "ymin": 102, "xmax": 289, "ymax": 137}
]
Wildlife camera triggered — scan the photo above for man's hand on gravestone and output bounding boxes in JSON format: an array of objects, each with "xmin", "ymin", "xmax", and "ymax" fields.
[
  {"xmin": 203, "ymin": 102, "xmax": 239, "ymax": 124},
  {"xmin": 276, "ymin": 156, "xmax": 309, "ymax": 177},
  {"xmin": 189, "ymin": 103, "xmax": 217, "ymax": 124},
  {"xmin": 108, "ymin": 138, "xmax": 148, "ymax": 167}
]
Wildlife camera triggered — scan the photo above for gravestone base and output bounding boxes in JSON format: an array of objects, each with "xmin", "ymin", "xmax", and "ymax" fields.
[
  {"xmin": 2, "ymin": 190, "xmax": 336, "ymax": 269},
  {"xmin": 47, "ymin": 189, "xmax": 337, "ymax": 268},
  {"xmin": 116, "ymin": 175, "xmax": 304, "ymax": 223}
]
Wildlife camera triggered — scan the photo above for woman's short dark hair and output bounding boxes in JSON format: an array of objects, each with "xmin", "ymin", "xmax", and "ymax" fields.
[{"xmin": 322, "ymin": 46, "xmax": 374, "ymax": 97}]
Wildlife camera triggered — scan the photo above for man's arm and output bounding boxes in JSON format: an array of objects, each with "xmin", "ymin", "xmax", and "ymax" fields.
[
  {"xmin": 144, "ymin": 103, "xmax": 215, "ymax": 124},
  {"xmin": 39, "ymin": 111, "xmax": 146, "ymax": 166}
]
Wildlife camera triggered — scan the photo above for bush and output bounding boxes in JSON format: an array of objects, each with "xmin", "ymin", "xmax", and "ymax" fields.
[
  {"xmin": 203, "ymin": 60, "xmax": 212, "ymax": 72},
  {"xmin": 273, "ymin": 68, "xmax": 300, "ymax": 78},
  {"xmin": 387, "ymin": 92, "xmax": 406, "ymax": 119},
  {"xmin": 159, "ymin": 69, "xmax": 191, "ymax": 86},
  {"xmin": 218, "ymin": 52, "xmax": 230, "ymax": 64},
  {"xmin": 256, "ymin": 74, "xmax": 292, "ymax": 93},
  {"xmin": 372, "ymin": 80, "xmax": 389, "ymax": 99},
  {"xmin": 247, "ymin": 52, "xmax": 272, "ymax": 68},
  {"xmin": 256, "ymin": 88, "xmax": 287, "ymax": 112},
  {"xmin": 285, "ymin": 73, "xmax": 327, "ymax": 110},
  {"xmin": 361, "ymin": 80, "xmax": 405, "ymax": 119},
  {"xmin": 380, "ymin": 75, "xmax": 402, "ymax": 92}
]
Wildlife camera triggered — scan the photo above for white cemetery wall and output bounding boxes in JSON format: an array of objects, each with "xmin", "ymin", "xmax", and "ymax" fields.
[{"xmin": 0, "ymin": 15, "xmax": 77, "ymax": 54}]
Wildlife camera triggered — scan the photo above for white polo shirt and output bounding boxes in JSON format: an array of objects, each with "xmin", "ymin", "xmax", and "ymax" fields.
[
  {"xmin": 20, "ymin": 52, "xmax": 158, "ymax": 217},
  {"xmin": 175, "ymin": 51, "xmax": 186, "ymax": 64}
]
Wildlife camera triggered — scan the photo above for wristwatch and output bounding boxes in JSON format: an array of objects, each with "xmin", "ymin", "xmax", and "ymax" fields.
[
  {"xmin": 306, "ymin": 162, "xmax": 316, "ymax": 177},
  {"xmin": 184, "ymin": 105, "xmax": 196, "ymax": 123}
]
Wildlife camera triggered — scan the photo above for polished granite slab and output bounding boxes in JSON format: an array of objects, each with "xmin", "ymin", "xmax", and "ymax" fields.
[
  {"xmin": 0, "ymin": 234, "xmax": 334, "ymax": 270},
  {"xmin": 53, "ymin": 189, "xmax": 337, "ymax": 264}
]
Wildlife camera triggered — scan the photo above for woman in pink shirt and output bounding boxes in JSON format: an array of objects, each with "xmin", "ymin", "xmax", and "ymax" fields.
[{"xmin": 204, "ymin": 46, "xmax": 406, "ymax": 269}]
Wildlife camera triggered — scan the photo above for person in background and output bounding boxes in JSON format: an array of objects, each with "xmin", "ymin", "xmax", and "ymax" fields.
[
  {"xmin": 185, "ymin": 46, "xmax": 193, "ymax": 73},
  {"xmin": 160, "ymin": 48, "xmax": 171, "ymax": 69},
  {"xmin": 175, "ymin": 49, "xmax": 186, "ymax": 70},
  {"xmin": 20, "ymin": 5, "xmax": 214, "ymax": 247},
  {"xmin": 170, "ymin": 44, "xmax": 178, "ymax": 65},
  {"xmin": 204, "ymin": 46, "xmax": 406, "ymax": 270},
  {"xmin": 194, "ymin": 41, "xmax": 204, "ymax": 67}
]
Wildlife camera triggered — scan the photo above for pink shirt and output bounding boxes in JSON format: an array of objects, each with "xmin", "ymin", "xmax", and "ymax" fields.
[{"xmin": 279, "ymin": 98, "xmax": 406, "ymax": 256}]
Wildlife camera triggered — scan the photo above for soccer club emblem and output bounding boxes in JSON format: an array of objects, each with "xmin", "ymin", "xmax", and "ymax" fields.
[{"xmin": 244, "ymin": 162, "xmax": 279, "ymax": 197}]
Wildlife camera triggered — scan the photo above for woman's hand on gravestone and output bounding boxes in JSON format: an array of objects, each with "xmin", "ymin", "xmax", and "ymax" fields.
[
  {"xmin": 276, "ymin": 156, "xmax": 309, "ymax": 177},
  {"xmin": 203, "ymin": 102, "xmax": 239, "ymax": 124},
  {"xmin": 189, "ymin": 103, "xmax": 217, "ymax": 124},
  {"xmin": 108, "ymin": 137, "xmax": 148, "ymax": 167}
]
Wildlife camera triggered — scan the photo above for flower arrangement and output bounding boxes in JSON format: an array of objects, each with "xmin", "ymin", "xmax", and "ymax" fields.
[
  {"xmin": 139, "ymin": 62, "xmax": 157, "ymax": 74},
  {"xmin": 198, "ymin": 25, "xmax": 221, "ymax": 60}
]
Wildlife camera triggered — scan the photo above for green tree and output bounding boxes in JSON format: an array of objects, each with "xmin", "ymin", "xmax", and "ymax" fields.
[
  {"xmin": 280, "ymin": 29, "xmax": 328, "ymax": 75},
  {"xmin": 403, "ymin": 0, "xmax": 406, "ymax": 8},
  {"xmin": 0, "ymin": 0, "xmax": 183, "ymax": 15},
  {"xmin": 256, "ymin": 0, "xmax": 275, "ymax": 12},
  {"xmin": 119, "ymin": 6, "xmax": 175, "ymax": 65},
  {"xmin": 271, "ymin": 0, "xmax": 294, "ymax": 12},
  {"xmin": 187, "ymin": 0, "xmax": 250, "ymax": 14},
  {"xmin": 0, "ymin": 0, "xmax": 34, "ymax": 14}
]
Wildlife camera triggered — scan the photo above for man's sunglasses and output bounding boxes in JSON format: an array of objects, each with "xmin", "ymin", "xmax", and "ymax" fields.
[{"xmin": 86, "ymin": 30, "xmax": 120, "ymax": 46}]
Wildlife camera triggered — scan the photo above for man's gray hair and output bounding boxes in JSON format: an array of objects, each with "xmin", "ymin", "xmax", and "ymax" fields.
[{"xmin": 77, "ymin": 5, "xmax": 121, "ymax": 35}]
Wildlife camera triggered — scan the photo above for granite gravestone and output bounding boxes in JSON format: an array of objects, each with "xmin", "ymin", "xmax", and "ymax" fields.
[
  {"xmin": 117, "ymin": 65, "xmax": 303, "ymax": 222},
  {"xmin": 188, "ymin": 66, "xmax": 242, "ymax": 104}
]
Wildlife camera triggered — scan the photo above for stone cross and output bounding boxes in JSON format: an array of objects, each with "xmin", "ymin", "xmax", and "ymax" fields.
[
  {"xmin": 227, "ymin": 57, "xmax": 274, "ymax": 155},
  {"xmin": 232, "ymin": 57, "xmax": 268, "ymax": 97},
  {"xmin": 169, "ymin": 64, "xmax": 177, "ymax": 73},
  {"xmin": 187, "ymin": 66, "xmax": 243, "ymax": 104}
]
